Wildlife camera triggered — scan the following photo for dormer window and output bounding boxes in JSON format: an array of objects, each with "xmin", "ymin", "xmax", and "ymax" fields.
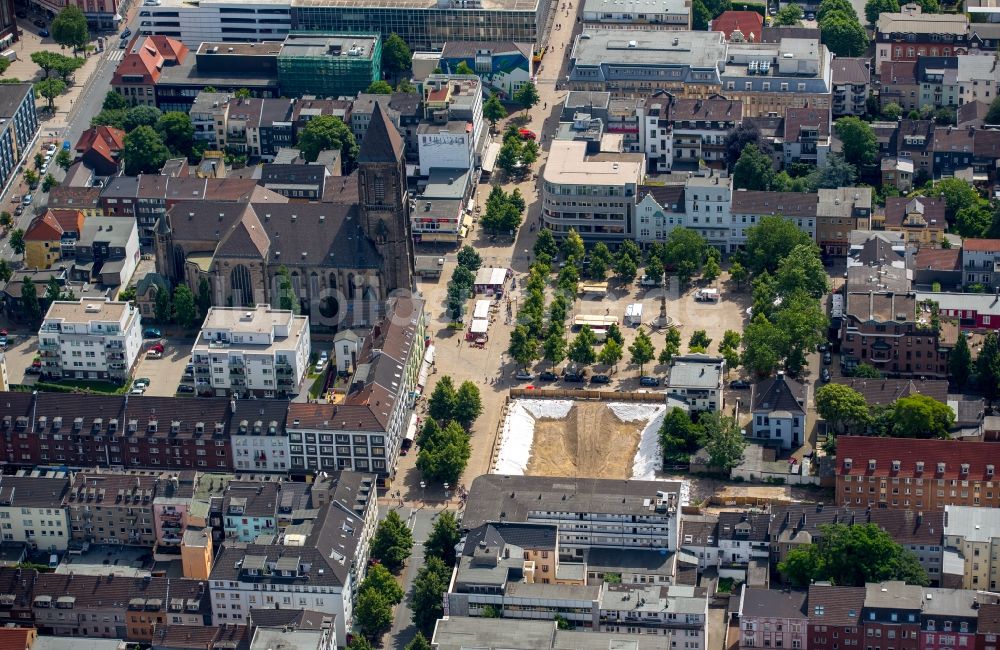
[
  {"xmin": 239, "ymin": 420, "xmax": 248, "ymax": 434},
  {"xmin": 170, "ymin": 421, "xmax": 181, "ymax": 434},
  {"xmin": 51, "ymin": 416, "xmax": 62, "ymax": 431},
  {"xmin": 37, "ymin": 416, "xmax": 47, "ymax": 429},
  {"xmin": 128, "ymin": 419, "xmax": 138, "ymax": 433},
  {"xmin": 108, "ymin": 419, "xmax": 118, "ymax": 433},
  {"xmin": 148, "ymin": 421, "xmax": 158, "ymax": 433},
  {"xmin": 892, "ymin": 460, "xmax": 900, "ymax": 471},
  {"xmin": 844, "ymin": 458, "xmax": 853, "ymax": 469},
  {"xmin": 869, "ymin": 459, "xmax": 877, "ymax": 471},
  {"xmin": 73, "ymin": 417, "xmax": 83, "ymax": 431},
  {"xmin": 938, "ymin": 462, "xmax": 946, "ymax": 474},
  {"xmin": 92, "ymin": 418, "xmax": 103, "ymax": 432},
  {"xmin": 961, "ymin": 463, "xmax": 970, "ymax": 475},
  {"xmin": 916, "ymin": 461, "xmax": 924, "ymax": 473},
  {"xmin": 988, "ymin": 465, "xmax": 994, "ymax": 477},
  {"xmin": 195, "ymin": 422, "xmax": 205, "ymax": 434}
]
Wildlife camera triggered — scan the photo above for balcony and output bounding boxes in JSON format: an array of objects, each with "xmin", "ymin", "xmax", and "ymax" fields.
[{"xmin": 230, "ymin": 367, "xmax": 245, "ymax": 375}]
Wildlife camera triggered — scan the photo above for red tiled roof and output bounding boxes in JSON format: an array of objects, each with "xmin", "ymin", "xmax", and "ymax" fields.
[
  {"xmin": 914, "ymin": 247, "xmax": 960, "ymax": 271},
  {"xmin": 75, "ymin": 125, "xmax": 126, "ymax": 168},
  {"xmin": 836, "ymin": 436, "xmax": 1000, "ymax": 480},
  {"xmin": 23, "ymin": 211, "xmax": 63, "ymax": 241},
  {"xmin": 111, "ymin": 35, "xmax": 185, "ymax": 87},
  {"xmin": 962, "ymin": 238, "xmax": 1000, "ymax": 252},
  {"xmin": 712, "ymin": 10, "xmax": 764, "ymax": 40},
  {"xmin": 49, "ymin": 209, "xmax": 84, "ymax": 234}
]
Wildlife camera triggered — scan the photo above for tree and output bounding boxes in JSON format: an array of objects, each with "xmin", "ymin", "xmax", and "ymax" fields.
[
  {"xmin": 153, "ymin": 285, "xmax": 172, "ymax": 324},
  {"xmin": 917, "ymin": 0, "xmax": 939, "ymax": 11},
  {"xmin": 30, "ymin": 51, "xmax": 60, "ymax": 78},
  {"xmin": 818, "ymin": 0, "xmax": 858, "ymax": 22},
  {"xmin": 23, "ymin": 169, "xmax": 37, "ymax": 188},
  {"xmin": 348, "ymin": 637, "xmax": 375, "ymax": 650},
  {"xmin": 55, "ymin": 148, "xmax": 72, "ymax": 171},
  {"xmin": 815, "ymin": 383, "xmax": 871, "ymax": 434},
  {"xmin": 453, "ymin": 381, "xmax": 483, "ymax": 429},
  {"xmin": 956, "ymin": 201, "xmax": 993, "ymax": 238},
  {"xmin": 91, "ymin": 108, "xmax": 126, "ymax": 130},
  {"xmin": 881, "ymin": 102, "xmax": 902, "ymax": 120},
  {"xmin": 659, "ymin": 327, "xmax": 681, "ymax": 365},
  {"xmin": 417, "ymin": 420, "xmax": 471, "ymax": 486},
  {"xmin": 599, "ymin": 338, "xmax": 624, "ymax": 368},
  {"xmin": 724, "ymin": 122, "xmax": 772, "ymax": 169},
  {"xmin": 892, "ymin": 394, "xmax": 955, "ymax": 439},
  {"xmin": 51, "ymin": 6, "xmax": 89, "ymax": 51},
  {"xmin": 0, "ymin": 260, "xmax": 11, "ymax": 283},
  {"xmin": 629, "ymin": 329, "xmax": 656, "ymax": 375},
  {"xmin": 775, "ymin": 243, "xmax": 829, "ymax": 299},
  {"xmin": 424, "ymin": 510, "xmax": 461, "ymax": 566},
  {"xmin": 810, "ymin": 155, "xmax": 858, "ymax": 189},
  {"xmin": 689, "ymin": 330, "xmax": 712, "ymax": 351},
  {"xmin": 702, "ymin": 412, "xmax": 745, "ymax": 472},
  {"xmin": 297, "ymin": 115, "xmax": 358, "ymax": 166},
  {"xmin": 606, "ymin": 322, "xmax": 625, "ymax": 347},
  {"xmin": 155, "ymin": 111, "xmax": 194, "ymax": 157},
  {"xmin": 514, "ymin": 81, "xmax": 540, "ymax": 115},
  {"xmin": 779, "ymin": 523, "xmax": 928, "ymax": 587},
  {"xmin": 453, "ymin": 60, "xmax": 474, "ymax": 75},
  {"xmin": 521, "ymin": 139, "xmax": 538, "ymax": 167},
  {"xmin": 197, "ymin": 276, "xmax": 212, "ymax": 319},
  {"xmin": 864, "ymin": 0, "xmax": 899, "ymax": 23},
  {"xmin": 534, "ymin": 228, "xmax": 559, "ymax": 259},
  {"xmin": 483, "ymin": 94, "xmax": 507, "ymax": 133},
  {"xmin": 663, "ymin": 227, "xmax": 708, "ymax": 280},
  {"xmin": 821, "ymin": 11, "xmax": 869, "ymax": 56},
  {"xmin": 702, "ymin": 256, "xmax": 721, "ymax": 284},
  {"xmin": 0, "ymin": 212, "xmax": 10, "ymax": 229},
  {"xmin": 775, "ymin": 3, "xmax": 804, "ymax": 24},
  {"xmin": 950, "ymin": 333, "xmax": 973, "ymax": 390},
  {"xmin": 741, "ymin": 314, "xmax": 785, "ymax": 377},
  {"xmin": 354, "ymin": 587, "xmax": 393, "ymax": 640},
  {"xmin": 496, "ymin": 137, "xmax": 522, "ymax": 176},
  {"xmin": 852, "ymin": 363, "xmax": 882, "ymax": 378},
  {"xmin": 361, "ymin": 562, "xmax": 404, "ymax": 605},
  {"xmin": 41, "ymin": 174, "xmax": 58, "ymax": 192},
  {"xmin": 172, "ymin": 285, "xmax": 197, "ymax": 329},
  {"xmin": 371, "ymin": 510, "xmax": 414, "ymax": 573},
  {"xmin": 987, "ymin": 96, "xmax": 1000, "ymax": 125},
  {"xmin": 659, "ymin": 406, "xmax": 705, "ymax": 464},
  {"xmin": 744, "ymin": 215, "xmax": 814, "ymax": 275},
  {"xmin": 412, "ymin": 556, "xmax": 451, "ymax": 635},
  {"xmin": 33, "ymin": 153, "xmax": 43, "ymax": 170},
  {"xmin": 102, "ymin": 90, "xmax": 128, "ymax": 110},
  {"xmin": 561, "ymin": 228, "xmax": 585, "ymax": 263},
  {"xmin": 774, "ymin": 293, "xmax": 828, "ymax": 373},
  {"xmin": 405, "ymin": 634, "xmax": 433, "ymax": 650},
  {"xmin": 45, "ymin": 276, "xmax": 62, "ymax": 304},
  {"xmin": 8, "ymin": 228, "xmax": 24, "ymax": 257},
  {"xmin": 692, "ymin": 0, "xmax": 711, "ymax": 29},
  {"xmin": 835, "ymin": 116, "xmax": 878, "ymax": 167},
  {"xmin": 729, "ymin": 261, "xmax": 749, "ymax": 290},
  {"xmin": 366, "ymin": 80, "xmax": 393, "ymax": 94},
  {"xmin": 20, "ymin": 277, "xmax": 40, "ymax": 325},
  {"xmin": 382, "ymin": 33, "xmax": 412, "ymax": 81},
  {"xmin": 508, "ymin": 324, "xmax": 538, "ymax": 369},
  {"xmin": 233, "ymin": 87, "xmax": 252, "ymax": 100},
  {"xmin": 978, "ymin": 332, "xmax": 1000, "ymax": 405},
  {"xmin": 568, "ymin": 326, "xmax": 598, "ymax": 365},
  {"xmin": 456, "ymin": 245, "xmax": 482, "ymax": 272},
  {"xmin": 733, "ymin": 143, "xmax": 775, "ymax": 191},
  {"xmin": 123, "ymin": 126, "xmax": 170, "ymax": 175},
  {"xmin": 396, "ymin": 79, "xmax": 416, "ymax": 93},
  {"xmin": 428, "ymin": 376, "xmax": 457, "ymax": 423},
  {"xmin": 928, "ymin": 177, "xmax": 981, "ymax": 224},
  {"xmin": 543, "ymin": 330, "xmax": 567, "ymax": 369},
  {"xmin": 123, "ymin": 105, "xmax": 161, "ymax": 130},
  {"xmin": 615, "ymin": 252, "xmax": 638, "ymax": 282},
  {"xmin": 720, "ymin": 330, "xmax": 742, "ymax": 370},
  {"xmin": 34, "ymin": 78, "xmax": 66, "ymax": 110},
  {"xmin": 276, "ymin": 265, "xmax": 298, "ymax": 314}
]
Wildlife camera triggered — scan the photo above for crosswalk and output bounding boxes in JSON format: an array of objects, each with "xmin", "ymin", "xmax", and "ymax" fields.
[{"xmin": 105, "ymin": 49, "xmax": 125, "ymax": 62}]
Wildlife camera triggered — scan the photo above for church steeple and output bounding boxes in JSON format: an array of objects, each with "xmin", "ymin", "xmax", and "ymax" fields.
[{"xmin": 357, "ymin": 101, "xmax": 413, "ymax": 293}]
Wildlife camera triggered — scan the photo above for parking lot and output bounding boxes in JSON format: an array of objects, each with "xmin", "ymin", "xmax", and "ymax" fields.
[
  {"xmin": 132, "ymin": 337, "xmax": 192, "ymax": 396},
  {"xmin": 3, "ymin": 333, "xmax": 39, "ymax": 385}
]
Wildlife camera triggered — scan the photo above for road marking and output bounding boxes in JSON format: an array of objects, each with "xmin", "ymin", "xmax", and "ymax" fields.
[{"xmin": 105, "ymin": 50, "xmax": 124, "ymax": 62}]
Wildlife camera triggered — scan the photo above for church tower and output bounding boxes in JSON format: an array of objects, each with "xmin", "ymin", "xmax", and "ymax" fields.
[{"xmin": 357, "ymin": 102, "xmax": 414, "ymax": 294}]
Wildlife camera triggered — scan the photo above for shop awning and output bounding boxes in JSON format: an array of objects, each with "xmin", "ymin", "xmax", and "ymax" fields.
[{"xmin": 405, "ymin": 413, "xmax": 418, "ymax": 441}]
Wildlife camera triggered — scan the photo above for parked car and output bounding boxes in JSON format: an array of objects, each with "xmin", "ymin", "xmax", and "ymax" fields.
[
  {"xmin": 729, "ymin": 379, "xmax": 751, "ymax": 389},
  {"xmin": 120, "ymin": 28, "xmax": 131, "ymax": 38},
  {"xmin": 118, "ymin": 39, "xmax": 127, "ymax": 48},
  {"xmin": 639, "ymin": 376, "xmax": 660, "ymax": 387},
  {"xmin": 514, "ymin": 371, "xmax": 533, "ymax": 380},
  {"xmin": 823, "ymin": 351, "xmax": 832, "ymax": 365},
  {"xmin": 45, "ymin": 144, "xmax": 56, "ymax": 155},
  {"xmin": 184, "ymin": 364, "xmax": 194, "ymax": 376},
  {"xmin": 143, "ymin": 327, "xmax": 161, "ymax": 338},
  {"xmin": 21, "ymin": 194, "xmax": 32, "ymax": 205},
  {"xmin": 817, "ymin": 343, "xmax": 829, "ymax": 353},
  {"xmin": 539, "ymin": 370, "xmax": 558, "ymax": 381},
  {"xmin": 518, "ymin": 128, "xmax": 537, "ymax": 140},
  {"xmin": 563, "ymin": 371, "xmax": 585, "ymax": 382},
  {"xmin": 13, "ymin": 206, "xmax": 23, "ymax": 216},
  {"xmin": 146, "ymin": 350, "xmax": 162, "ymax": 359},
  {"xmin": 32, "ymin": 19, "xmax": 45, "ymax": 28},
  {"xmin": 314, "ymin": 350, "xmax": 328, "ymax": 372},
  {"xmin": 148, "ymin": 342, "xmax": 164, "ymax": 353},
  {"xmin": 38, "ymin": 28, "xmax": 48, "ymax": 37},
  {"xmin": 590, "ymin": 374, "xmax": 611, "ymax": 384},
  {"xmin": 130, "ymin": 387, "xmax": 146, "ymax": 395},
  {"xmin": 133, "ymin": 378, "xmax": 151, "ymax": 389},
  {"xmin": 177, "ymin": 384, "xmax": 195, "ymax": 393},
  {"xmin": 821, "ymin": 368, "xmax": 831, "ymax": 382}
]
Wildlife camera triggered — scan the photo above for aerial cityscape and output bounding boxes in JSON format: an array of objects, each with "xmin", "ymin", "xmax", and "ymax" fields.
[{"xmin": 0, "ymin": 0, "xmax": 996, "ymax": 647}]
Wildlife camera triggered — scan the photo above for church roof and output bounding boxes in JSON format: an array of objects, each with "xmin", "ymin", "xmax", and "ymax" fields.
[
  {"xmin": 216, "ymin": 208, "xmax": 269, "ymax": 258},
  {"xmin": 358, "ymin": 102, "xmax": 404, "ymax": 164}
]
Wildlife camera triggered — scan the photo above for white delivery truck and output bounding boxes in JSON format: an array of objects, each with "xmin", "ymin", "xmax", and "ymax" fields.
[
  {"xmin": 624, "ymin": 302, "xmax": 643, "ymax": 326},
  {"xmin": 695, "ymin": 288, "xmax": 720, "ymax": 302}
]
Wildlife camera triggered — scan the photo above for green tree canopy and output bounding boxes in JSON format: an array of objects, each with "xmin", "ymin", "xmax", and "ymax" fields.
[
  {"xmin": 892, "ymin": 394, "xmax": 955, "ymax": 438},
  {"xmin": 297, "ymin": 115, "xmax": 358, "ymax": 165},
  {"xmin": 775, "ymin": 3, "xmax": 804, "ymax": 24},
  {"xmin": 568, "ymin": 326, "xmax": 598, "ymax": 365},
  {"xmin": 743, "ymin": 215, "xmax": 815, "ymax": 274},
  {"xmin": 382, "ymin": 33, "xmax": 413, "ymax": 80},
  {"xmin": 354, "ymin": 587, "xmax": 393, "ymax": 640},
  {"xmin": 864, "ymin": 0, "xmax": 899, "ymax": 23},
  {"xmin": 172, "ymin": 285, "xmax": 197, "ymax": 329},
  {"xmin": 659, "ymin": 407, "xmax": 705, "ymax": 465},
  {"xmin": 815, "ymin": 383, "xmax": 871, "ymax": 434},
  {"xmin": 483, "ymin": 94, "xmax": 507, "ymax": 131},
  {"xmin": 950, "ymin": 333, "xmax": 974, "ymax": 390},
  {"xmin": 405, "ymin": 633, "xmax": 433, "ymax": 650},
  {"xmin": 702, "ymin": 412, "xmax": 745, "ymax": 472},
  {"xmin": 123, "ymin": 126, "xmax": 169, "ymax": 175},
  {"xmin": 155, "ymin": 111, "xmax": 195, "ymax": 157},
  {"xmin": 51, "ymin": 6, "xmax": 89, "ymax": 51},
  {"xmin": 412, "ymin": 556, "xmax": 451, "ymax": 635},
  {"xmin": 598, "ymin": 338, "xmax": 624, "ymax": 368},
  {"xmin": 34, "ymin": 78, "xmax": 66, "ymax": 110},
  {"xmin": 779, "ymin": 523, "xmax": 929, "ymax": 587},
  {"xmin": 733, "ymin": 143, "xmax": 775, "ymax": 191},
  {"xmin": 508, "ymin": 324, "xmax": 538, "ymax": 369},
  {"xmin": 370, "ymin": 510, "xmax": 414, "ymax": 573},
  {"xmin": 428, "ymin": 376, "xmax": 457, "ymax": 423},
  {"xmin": 124, "ymin": 105, "xmax": 162, "ymax": 130},
  {"xmin": 366, "ymin": 80, "xmax": 394, "ymax": 94},
  {"xmin": 835, "ymin": 116, "xmax": 878, "ymax": 167},
  {"xmin": 514, "ymin": 81, "xmax": 540, "ymax": 114},
  {"xmin": 417, "ymin": 420, "xmax": 471, "ymax": 484},
  {"xmin": 629, "ymin": 329, "xmax": 656, "ymax": 375},
  {"xmin": 453, "ymin": 381, "xmax": 483, "ymax": 429},
  {"xmin": 361, "ymin": 563, "xmax": 404, "ymax": 605},
  {"xmin": 424, "ymin": 510, "xmax": 461, "ymax": 566}
]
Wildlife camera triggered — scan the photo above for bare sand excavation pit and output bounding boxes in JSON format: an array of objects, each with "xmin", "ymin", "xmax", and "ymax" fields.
[{"xmin": 527, "ymin": 402, "xmax": 645, "ymax": 478}]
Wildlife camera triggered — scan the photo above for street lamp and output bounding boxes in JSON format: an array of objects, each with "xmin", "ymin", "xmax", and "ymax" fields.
[{"xmin": 444, "ymin": 482, "xmax": 450, "ymax": 499}]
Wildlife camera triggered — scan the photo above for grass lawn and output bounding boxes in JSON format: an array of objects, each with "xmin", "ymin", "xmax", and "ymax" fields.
[
  {"xmin": 717, "ymin": 578, "xmax": 736, "ymax": 594},
  {"xmin": 308, "ymin": 371, "xmax": 329, "ymax": 400},
  {"xmin": 55, "ymin": 379, "xmax": 126, "ymax": 394}
]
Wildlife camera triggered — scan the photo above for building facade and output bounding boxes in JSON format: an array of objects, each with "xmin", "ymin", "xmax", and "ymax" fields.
[{"xmin": 37, "ymin": 300, "xmax": 143, "ymax": 382}]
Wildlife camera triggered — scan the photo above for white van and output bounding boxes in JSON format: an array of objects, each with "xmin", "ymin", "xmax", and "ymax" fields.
[{"xmin": 695, "ymin": 288, "xmax": 719, "ymax": 302}]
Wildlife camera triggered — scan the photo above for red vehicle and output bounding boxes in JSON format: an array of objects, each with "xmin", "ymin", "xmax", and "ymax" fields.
[
  {"xmin": 148, "ymin": 342, "xmax": 164, "ymax": 353},
  {"xmin": 518, "ymin": 128, "xmax": 537, "ymax": 140}
]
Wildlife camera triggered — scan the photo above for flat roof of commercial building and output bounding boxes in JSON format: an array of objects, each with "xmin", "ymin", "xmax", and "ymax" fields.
[
  {"xmin": 198, "ymin": 305, "xmax": 306, "ymax": 335},
  {"xmin": 543, "ymin": 140, "xmax": 643, "ymax": 186},
  {"xmin": 572, "ymin": 29, "xmax": 726, "ymax": 69},
  {"xmin": 197, "ymin": 42, "xmax": 283, "ymax": 56},
  {"xmin": 582, "ymin": 0, "xmax": 688, "ymax": 14},
  {"xmin": 291, "ymin": 0, "xmax": 540, "ymax": 12},
  {"xmin": 279, "ymin": 33, "xmax": 379, "ymax": 59},
  {"xmin": 43, "ymin": 300, "xmax": 130, "ymax": 324}
]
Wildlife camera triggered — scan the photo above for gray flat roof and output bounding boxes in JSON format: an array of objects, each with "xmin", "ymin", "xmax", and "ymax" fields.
[
  {"xmin": 669, "ymin": 355, "xmax": 723, "ymax": 389},
  {"xmin": 944, "ymin": 505, "xmax": 1000, "ymax": 542},
  {"xmin": 572, "ymin": 29, "xmax": 726, "ymax": 69},
  {"xmin": 582, "ymin": 0, "xmax": 688, "ymax": 14},
  {"xmin": 279, "ymin": 34, "xmax": 379, "ymax": 59},
  {"xmin": 291, "ymin": 0, "xmax": 540, "ymax": 12}
]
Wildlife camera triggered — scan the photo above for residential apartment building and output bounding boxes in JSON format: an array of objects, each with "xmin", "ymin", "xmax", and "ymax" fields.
[
  {"xmin": 730, "ymin": 190, "xmax": 816, "ymax": 252},
  {"xmin": 0, "ymin": 84, "xmax": 39, "ymax": 199},
  {"xmin": 816, "ymin": 187, "xmax": 872, "ymax": 257},
  {"xmin": 933, "ymin": 126, "xmax": 976, "ymax": 178},
  {"xmin": 881, "ymin": 60, "xmax": 920, "ymax": 112},
  {"xmin": 72, "ymin": 217, "xmax": 141, "ymax": 288},
  {"xmin": 286, "ymin": 297, "xmax": 425, "ymax": 477},
  {"xmin": 635, "ymin": 185, "xmax": 685, "ymax": 246},
  {"xmin": 750, "ymin": 372, "xmax": 806, "ymax": 450},
  {"xmin": 895, "ymin": 120, "xmax": 936, "ymax": 182},
  {"xmin": 667, "ymin": 354, "xmax": 724, "ymax": 413},
  {"xmin": 657, "ymin": 96, "xmax": 743, "ymax": 170},
  {"xmin": 831, "ymin": 57, "xmax": 870, "ymax": 116},
  {"xmin": 836, "ymin": 436, "xmax": 1000, "ymax": 510},
  {"xmin": 191, "ymin": 305, "xmax": 310, "ymax": 399},
  {"xmin": 37, "ymin": 300, "xmax": 143, "ymax": 382},
  {"xmin": 738, "ymin": 586, "xmax": 808, "ymax": 650},
  {"xmin": 0, "ymin": 471, "xmax": 70, "ymax": 551},
  {"xmin": 541, "ymin": 140, "xmax": 643, "ymax": 243},
  {"xmin": 807, "ymin": 584, "xmax": 866, "ymax": 650},
  {"xmin": 684, "ymin": 171, "xmax": 732, "ymax": 251},
  {"xmin": 63, "ymin": 471, "xmax": 158, "ymax": 546},
  {"xmin": 222, "ymin": 481, "xmax": 278, "ymax": 541},
  {"xmin": 875, "ymin": 6, "xmax": 970, "ymax": 69},
  {"xmin": 351, "ymin": 92, "xmax": 420, "ymax": 160},
  {"xmin": 112, "ymin": 36, "xmax": 190, "ymax": 107},
  {"xmin": 782, "ymin": 107, "xmax": 831, "ymax": 168},
  {"xmin": 943, "ymin": 505, "xmax": 1000, "ymax": 589},
  {"xmin": 419, "ymin": 74, "xmax": 487, "ymax": 176},
  {"xmin": 153, "ymin": 471, "xmax": 197, "ymax": 551},
  {"xmin": 881, "ymin": 196, "xmax": 947, "ymax": 246},
  {"xmin": 462, "ymin": 475, "xmax": 684, "ymax": 558},
  {"xmin": 230, "ymin": 400, "xmax": 290, "ymax": 473},
  {"xmin": 962, "ymin": 239, "xmax": 1000, "ymax": 288}
]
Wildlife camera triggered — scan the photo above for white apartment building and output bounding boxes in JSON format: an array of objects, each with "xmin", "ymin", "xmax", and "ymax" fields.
[
  {"xmin": 635, "ymin": 186, "xmax": 685, "ymax": 247},
  {"xmin": 230, "ymin": 400, "xmax": 292, "ymax": 473},
  {"xmin": 729, "ymin": 190, "xmax": 817, "ymax": 252},
  {"xmin": 192, "ymin": 305, "xmax": 310, "ymax": 399},
  {"xmin": 541, "ymin": 140, "xmax": 644, "ymax": 244},
  {"xmin": 0, "ymin": 472, "xmax": 71, "ymax": 551},
  {"xmin": 38, "ymin": 300, "xmax": 143, "ymax": 382},
  {"xmin": 137, "ymin": 0, "xmax": 291, "ymax": 46},
  {"xmin": 666, "ymin": 354, "xmax": 725, "ymax": 413},
  {"xmin": 684, "ymin": 172, "xmax": 732, "ymax": 252},
  {"xmin": 419, "ymin": 74, "xmax": 487, "ymax": 176},
  {"xmin": 944, "ymin": 505, "xmax": 1000, "ymax": 590}
]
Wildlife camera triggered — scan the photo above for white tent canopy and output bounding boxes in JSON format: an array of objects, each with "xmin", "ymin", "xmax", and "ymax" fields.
[
  {"xmin": 470, "ymin": 319, "xmax": 489, "ymax": 334},
  {"xmin": 473, "ymin": 300, "xmax": 491, "ymax": 319}
]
